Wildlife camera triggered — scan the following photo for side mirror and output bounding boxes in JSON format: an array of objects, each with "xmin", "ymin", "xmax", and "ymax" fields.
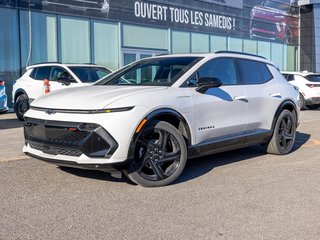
[
  {"xmin": 196, "ymin": 77, "xmax": 222, "ymax": 94},
  {"xmin": 57, "ymin": 76, "xmax": 71, "ymax": 86}
]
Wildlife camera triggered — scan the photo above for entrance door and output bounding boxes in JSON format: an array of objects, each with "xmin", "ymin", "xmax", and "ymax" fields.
[{"xmin": 122, "ymin": 49, "xmax": 167, "ymax": 66}]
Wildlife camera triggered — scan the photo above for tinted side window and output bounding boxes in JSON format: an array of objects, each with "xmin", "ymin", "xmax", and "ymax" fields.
[
  {"xmin": 35, "ymin": 67, "xmax": 52, "ymax": 80},
  {"xmin": 29, "ymin": 68, "xmax": 38, "ymax": 79},
  {"xmin": 50, "ymin": 67, "xmax": 75, "ymax": 82},
  {"xmin": 238, "ymin": 59, "xmax": 271, "ymax": 84},
  {"xmin": 198, "ymin": 58, "xmax": 238, "ymax": 85},
  {"xmin": 287, "ymin": 74, "xmax": 295, "ymax": 81},
  {"xmin": 259, "ymin": 63, "xmax": 273, "ymax": 82}
]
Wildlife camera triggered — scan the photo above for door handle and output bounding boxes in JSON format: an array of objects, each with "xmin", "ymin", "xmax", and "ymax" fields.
[
  {"xmin": 270, "ymin": 93, "xmax": 282, "ymax": 98},
  {"xmin": 234, "ymin": 96, "xmax": 248, "ymax": 102}
]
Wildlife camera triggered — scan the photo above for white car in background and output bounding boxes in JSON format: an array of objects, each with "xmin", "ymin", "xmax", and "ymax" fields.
[
  {"xmin": 282, "ymin": 71, "xmax": 320, "ymax": 110},
  {"xmin": 12, "ymin": 63, "xmax": 111, "ymax": 120},
  {"xmin": 23, "ymin": 52, "xmax": 300, "ymax": 187}
]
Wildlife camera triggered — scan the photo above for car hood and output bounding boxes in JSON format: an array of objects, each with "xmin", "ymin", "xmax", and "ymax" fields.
[{"xmin": 31, "ymin": 85, "xmax": 168, "ymax": 110}]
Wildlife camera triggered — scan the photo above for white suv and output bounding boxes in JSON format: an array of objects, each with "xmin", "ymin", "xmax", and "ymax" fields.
[
  {"xmin": 13, "ymin": 63, "xmax": 111, "ymax": 120},
  {"xmin": 23, "ymin": 52, "xmax": 300, "ymax": 187},
  {"xmin": 282, "ymin": 71, "xmax": 320, "ymax": 110}
]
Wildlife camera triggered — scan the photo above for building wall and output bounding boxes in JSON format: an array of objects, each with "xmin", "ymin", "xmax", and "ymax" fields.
[{"xmin": 0, "ymin": 0, "xmax": 300, "ymax": 107}]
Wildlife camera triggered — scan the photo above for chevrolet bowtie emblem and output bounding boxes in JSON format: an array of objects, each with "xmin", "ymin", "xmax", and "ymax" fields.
[{"xmin": 45, "ymin": 109, "xmax": 56, "ymax": 115}]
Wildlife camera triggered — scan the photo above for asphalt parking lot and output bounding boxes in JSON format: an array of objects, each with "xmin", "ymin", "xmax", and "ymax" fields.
[{"xmin": 0, "ymin": 110, "xmax": 320, "ymax": 240}]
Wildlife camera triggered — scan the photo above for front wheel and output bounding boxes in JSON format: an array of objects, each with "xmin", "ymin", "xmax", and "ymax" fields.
[
  {"xmin": 14, "ymin": 94, "xmax": 29, "ymax": 121},
  {"xmin": 125, "ymin": 121, "xmax": 187, "ymax": 187},
  {"xmin": 266, "ymin": 110, "xmax": 297, "ymax": 155}
]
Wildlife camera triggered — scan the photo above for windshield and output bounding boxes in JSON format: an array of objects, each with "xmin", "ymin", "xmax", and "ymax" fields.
[
  {"xmin": 263, "ymin": 0, "xmax": 291, "ymax": 12},
  {"xmin": 69, "ymin": 66, "xmax": 111, "ymax": 83},
  {"xmin": 95, "ymin": 57, "xmax": 202, "ymax": 86},
  {"xmin": 305, "ymin": 75, "xmax": 320, "ymax": 82}
]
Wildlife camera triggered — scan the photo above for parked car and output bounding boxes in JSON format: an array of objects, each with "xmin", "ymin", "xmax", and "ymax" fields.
[
  {"xmin": 282, "ymin": 71, "xmax": 320, "ymax": 110},
  {"xmin": 23, "ymin": 52, "xmax": 300, "ymax": 187},
  {"xmin": 0, "ymin": 79, "xmax": 8, "ymax": 114},
  {"xmin": 250, "ymin": 0, "xmax": 299, "ymax": 44},
  {"xmin": 12, "ymin": 63, "xmax": 111, "ymax": 121}
]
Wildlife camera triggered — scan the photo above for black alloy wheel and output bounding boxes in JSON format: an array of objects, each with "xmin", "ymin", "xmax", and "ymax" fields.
[
  {"xmin": 14, "ymin": 94, "xmax": 29, "ymax": 121},
  {"xmin": 266, "ymin": 110, "xmax": 296, "ymax": 155},
  {"xmin": 126, "ymin": 121, "xmax": 187, "ymax": 187}
]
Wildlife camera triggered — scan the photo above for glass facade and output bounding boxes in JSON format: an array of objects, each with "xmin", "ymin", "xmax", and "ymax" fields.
[{"xmin": 0, "ymin": 8, "xmax": 20, "ymax": 106}]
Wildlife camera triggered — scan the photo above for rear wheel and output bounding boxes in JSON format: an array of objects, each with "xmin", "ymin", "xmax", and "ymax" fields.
[
  {"xmin": 307, "ymin": 104, "xmax": 320, "ymax": 110},
  {"xmin": 266, "ymin": 110, "xmax": 296, "ymax": 155},
  {"xmin": 14, "ymin": 94, "xmax": 29, "ymax": 121},
  {"xmin": 125, "ymin": 121, "xmax": 187, "ymax": 187}
]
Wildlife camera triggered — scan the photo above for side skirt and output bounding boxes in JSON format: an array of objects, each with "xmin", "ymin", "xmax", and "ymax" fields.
[{"xmin": 188, "ymin": 129, "xmax": 273, "ymax": 159}]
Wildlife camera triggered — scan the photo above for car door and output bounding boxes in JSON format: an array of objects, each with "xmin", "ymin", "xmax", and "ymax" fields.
[
  {"xmin": 237, "ymin": 59, "xmax": 282, "ymax": 135},
  {"xmin": 190, "ymin": 58, "xmax": 248, "ymax": 145}
]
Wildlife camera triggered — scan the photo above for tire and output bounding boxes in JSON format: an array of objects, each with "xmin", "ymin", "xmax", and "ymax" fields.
[
  {"xmin": 125, "ymin": 121, "xmax": 187, "ymax": 187},
  {"xmin": 307, "ymin": 104, "xmax": 320, "ymax": 110},
  {"xmin": 299, "ymin": 93, "xmax": 306, "ymax": 110},
  {"xmin": 266, "ymin": 110, "xmax": 297, "ymax": 155},
  {"xmin": 14, "ymin": 94, "xmax": 29, "ymax": 121}
]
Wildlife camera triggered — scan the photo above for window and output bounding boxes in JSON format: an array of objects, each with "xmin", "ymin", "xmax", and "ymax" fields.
[
  {"xmin": 259, "ymin": 63, "xmax": 273, "ymax": 82},
  {"xmin": 96, "ymin": 57, "xmax": 201, "ymax": 86},
  {"xmin": 93, "ymin": 21, "xmax": 119, "ymax": 70},
  {"xmin": 228, "ymin": 37, "xmax": 242, "ymax": 52},
  {"xmin": 50, "ymin": 67, "xmax": 74, "ymax": 82},
  {"xmin": 69, "ymin": 67, "xmax": 111, "ymax": 83},
  {"xmin": 20, "ymin": 11, "xmax": 57, "ymax": 67},
  {"xmin": 123, "ymin": 24, "xmax": 168, "ymax": 50},
  {"xmin": 243, "ymin": 39, "xmax": 257, "ymax": 55},
  {"xmin": 34, "ymin": 67, "xmax": 52, "ymax": 80},
  {"xmin": 172, "ymin": 31, "xmax": 190, "ymax": 54},
  {"xmin": 210, "ymin": 35, "xmax": 227, "ymax": 53},
  {"xmin": 29, "ymin": 68, "xmax": 38, "ymax": 79},
  {"xmin": 198, "ymin": 58, "xmax": 238, "ymax": 85},
  {"xmin": 271, "ymin": 43, "xmax": 284, "ymax": 70},
  {"xmin": 191, "ymin": 33, "xmax": 209, "ymax": 53},
  {"xmin": 258, "ymin": 41, "xmax": 271, "ymax": 60},
  {"xmin": 305, "ymin": 75, "xmax": 320, "ymax": 82},
  {"xmin": 59, "ymin": 17, "xmax": 90, "ymax": 63},
  {"xmin": 238, "ymin": 59, "xmax": 272, "ymax": 84}
]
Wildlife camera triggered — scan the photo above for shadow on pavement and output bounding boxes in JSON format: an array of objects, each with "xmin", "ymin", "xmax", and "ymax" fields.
[
  {"xmin": 58, "ymin": 167, "xmax": 132, "ymax": 184},
  {"xmin": 0, "ymin": 118, "xmax": 23, "ymax": 130},
  {"xmin": 57, "ymin": 131, "xmax": 311, "ymax": 186}
]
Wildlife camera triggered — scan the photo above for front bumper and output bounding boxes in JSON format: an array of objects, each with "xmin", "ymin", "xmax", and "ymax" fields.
[
  {"xmin": 23, "ymin": 106, "xmax": 148, "ymax": 168},
  {"xmin": 24, "ymin": 118, "xmax": 119, "ymax": 158}
]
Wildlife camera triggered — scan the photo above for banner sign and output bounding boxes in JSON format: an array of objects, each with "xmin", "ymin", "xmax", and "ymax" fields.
[{"xmin": 1, "ymin": 0, "xmax": 300, "ymax": 45}]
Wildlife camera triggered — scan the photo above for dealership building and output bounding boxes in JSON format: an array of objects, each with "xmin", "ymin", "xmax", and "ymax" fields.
[{"xmin": 0, "ymin": 0, "xmax": 314, "ymax": 106}]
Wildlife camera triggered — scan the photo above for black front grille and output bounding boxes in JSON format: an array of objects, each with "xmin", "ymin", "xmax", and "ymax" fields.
[
  {"xmin": 29, "ymin": 143, "xmax": 82, "ymax": 157},
  {"xmin": 252, "ymin": 20, "xmax": 277, "ymax": 32},
  {"xmin": 24, "ymin": 118, "xmax": 118, "ymax": 158},
  {"xmin": 25, "ymin": 123, "xmax": 90, "ymax": 146}
]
